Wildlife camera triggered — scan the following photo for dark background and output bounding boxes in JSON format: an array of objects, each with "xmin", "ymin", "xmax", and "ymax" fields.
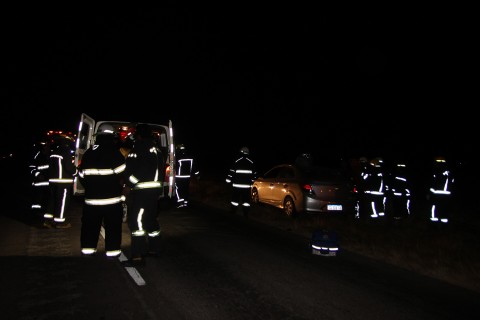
[{"xmin": 1, "ymin": 5, "xmax": 475, "ymax": 174}]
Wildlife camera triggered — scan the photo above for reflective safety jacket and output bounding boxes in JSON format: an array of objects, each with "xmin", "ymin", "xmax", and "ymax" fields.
[
  {"xmin": 226, "ymin": 154, "xmax": 257, "ymax": 189},
  {"xmin": 388, "ymin": 163, "xmax": 411, "ymax": 198},
  {"xmin": 48, "ymin": 144, "xmax": 76, "ymax": 185},
  {"xmin": 175, "ymin": 149, "xmax": 199, "ymax": 180},
  {"xmin": 430, "ymin": 164, "xmax": 454, "ymax": 196},
  {"xmin": 124, "ymin": 140, "xmax": 165, "ymax": 191},
  {"xmin": 30, "ymin": 146, "xmax": 50, "ymax": 187},
  {"xmin": 78, "ymin": 136, "xmax": 126, "ymax": 205},
  {"xmin": 363, "ymin": 165, "xmax": 385, "ymax": 196}
]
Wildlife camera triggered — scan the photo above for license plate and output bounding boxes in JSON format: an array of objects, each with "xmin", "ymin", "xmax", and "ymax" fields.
[{"xmin": 327, "ymin": 204, "xmax": 342, "ymax": 211}]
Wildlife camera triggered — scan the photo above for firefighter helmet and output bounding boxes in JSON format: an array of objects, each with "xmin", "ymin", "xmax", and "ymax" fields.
[
  {"xmin": 97, "ymin": 123, "xmax": 115, "ymax": 135},
  {"xmin": 370, "ymin": 157, "xmax": 383, "ymax": 167},
  {"xmin": 434, "ymin": 156, "xmax": 446, "ymax": 163}
]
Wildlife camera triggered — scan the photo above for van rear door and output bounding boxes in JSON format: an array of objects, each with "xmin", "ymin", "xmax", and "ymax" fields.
[
  {"xmin": 73, "ymin": 113, "xmax": 95, "ymax": 196},
  {"xmin": 167, "ymin": 120, "xmax": 175, "ymax": 198}
]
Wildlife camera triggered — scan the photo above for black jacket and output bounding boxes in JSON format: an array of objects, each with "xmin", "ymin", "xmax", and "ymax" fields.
[
  {"xmin": 226, "ymin": 154, "xmax": 257, "ymax": 188},
  {"xmin": 78, "ymin": 135, "xmax": 126, "ymax": 201},
  {"xmin": 48, "ymin": 144, "xmax": 76, "ymax": 184},
  {"xmin": 124, "ymin": 139, "xmax": 165, "ymax": 191}
]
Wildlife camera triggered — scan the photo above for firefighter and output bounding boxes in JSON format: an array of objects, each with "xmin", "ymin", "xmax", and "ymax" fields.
[
  {"xmin": 353, "ymin": 156, "xmax": 369, "ymax": 219},
  {"xmin": 77, "ymin": 124, "xmax": 126, "ymax": 258},
  {"xmin": 362, "ymin": 157, "xmax": 386, "ymax": 219},
  {"xmin": 387, "ymin": 161, "xmax": 411, "ymax": 220},
  {"xmin": 30, "ymin": 136, "xmax": 50, "ymax": 221},
  {"xmin": 122, "ymin": 123, "xmax": 165, "ymax": 266},
  {"xmin": 44, "ymin": 134, "xmax": 76, "ymax": 228},
  {"xmin": 174, "ymin": 144, "xmax": 199, "ymax": 208},
  {"xmin": 226, "ymin": 146, "xmax": 257, "ymax": 218},
  {"xmin": 428, "ymin": 156, "xmax": 454, "ymax": 224}
]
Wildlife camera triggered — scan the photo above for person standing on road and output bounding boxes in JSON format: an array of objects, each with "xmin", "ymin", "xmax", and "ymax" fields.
[
  {"xmin": 386, "ymin": 160, "xmax": 411, "ymax": 221},
  {"xmin": 122, "ymin": 123, "xmax": 165, "ymax": 266},
  {"xmin": 44, "ymin": 134, "xmax": 76, "ymax": 229},
  {"xmin": 226, "ymin": 146, "xmax": 257, "ymax": 218},
  {"xmin": 428, "ymin": 156, "xmax": 454, "ymax": 224},
  {"xmin": 354, "ymin": 156, "xmax": 370, "ymax": 219},
  {"xmin": 362, "ymin": 157, "xmax": 387, "ymax": 219},
  {"xmin": 77, "ymin": 124, "xmax": 126, "ymax": 258},
  {"xmin": 174, "ymin": 144, "xmax": 199, "ymax": 208},
  {"xmin": 30, "ymin": 136, "xmax": 50, "ymax": 222}
]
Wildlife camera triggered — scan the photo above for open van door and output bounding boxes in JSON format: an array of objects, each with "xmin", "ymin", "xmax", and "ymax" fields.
[
  {"xmin": 167, "ymin": 119, "xmax": 175, "ymax": 198},
  {"xmin": 73, "ymin": 113, "xmax": 95, "ymax": 195}
]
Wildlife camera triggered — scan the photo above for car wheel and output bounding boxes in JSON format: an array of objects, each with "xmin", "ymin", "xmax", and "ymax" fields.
[
  {"xmin": 283, "ymin": 196, "xmax": 296, "ymax": 217},
  {"xmin": 251, "ymin": 187, "xmax": 259, "ymax": 204}
]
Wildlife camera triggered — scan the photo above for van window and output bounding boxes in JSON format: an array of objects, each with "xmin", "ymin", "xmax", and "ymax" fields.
[{"xmin": 78, "ymin": 123, "xmax": 91, "ymax": 150}]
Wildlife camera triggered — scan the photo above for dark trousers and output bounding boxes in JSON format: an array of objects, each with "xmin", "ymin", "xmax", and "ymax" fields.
[
  {"xmin": 175, "ymin": 177, "xmax": 191, "ymax": 206},
  {"xmin": 430, "ymin": 194, "xmax": 452, "ymax": 223},
  {"xmin": 31, "ymin": 184, "xmax": 49, "ymax": 216},
  {"xmin": 47, "ymin": 183, "xmax": 72, "ymax": 223},
  {"xmin": 230, "ymin": 187, "xmax": 252, "ymax": 213},
  {"xmin": 81, "ymin": 202, "xmax": 123, "ymax": 252},
  {"xmin": 388, "ymin": 195, "xmax": 410, "ymax": 219},
  {"xmin": 127, "ymin": 189, "xmax": 162, "ymax": 258}
]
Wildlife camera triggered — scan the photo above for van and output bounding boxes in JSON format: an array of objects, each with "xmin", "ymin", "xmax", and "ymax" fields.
[{"xmin": 73, "ymin": 113, "xmax": 176, "ymax": 202}]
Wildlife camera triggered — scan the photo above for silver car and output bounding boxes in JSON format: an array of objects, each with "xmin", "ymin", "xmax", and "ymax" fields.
[{"xmin": 251, "ymin": 164, "xmax": 357, "ymax": 217}]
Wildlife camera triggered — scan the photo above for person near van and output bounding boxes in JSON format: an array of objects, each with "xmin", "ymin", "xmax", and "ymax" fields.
[
  {"xmin": 30, "ymin": 136, "xmax": 50, "ymax": 222},
  {"xmin": 77, "ymin": 124, "xmax": 126, "ymax": 258},
  {"xmin": 174, "ymin": 144, "xmax": 199, "ymax": 208},
  {"xmin": 43, "ymin": 134, "xmax": 76, "ymax": 229},
  {"xmin": 122, "ymin": 123, "xmax": 165, "ymax": 266},
  {"xmin": 226, "ymin": 146, "xmax": 257, "ymax": 218}
]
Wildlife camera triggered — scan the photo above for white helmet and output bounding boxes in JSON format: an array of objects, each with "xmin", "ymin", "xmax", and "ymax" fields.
[
  {"xmin": 97, "ymin": 123, "xmax": 115, "ymax": 135},
  {"xmin": 240, "ymin": 147, "xmax": 249, "ymax": 155}
]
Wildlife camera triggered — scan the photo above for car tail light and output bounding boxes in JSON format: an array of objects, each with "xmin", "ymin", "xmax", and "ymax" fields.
[
  {"xmin": 302, "ymin": 184, "xmax": 313, "ymax": 193},
  {"xmin": 165, "ymin": 164, "xmax": 170, "ymax": 183}
]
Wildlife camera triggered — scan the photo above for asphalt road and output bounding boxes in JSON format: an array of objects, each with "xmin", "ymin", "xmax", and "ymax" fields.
[{"xmin": 1, "ymin": 180, "xmax": 479, "ymax": 320}]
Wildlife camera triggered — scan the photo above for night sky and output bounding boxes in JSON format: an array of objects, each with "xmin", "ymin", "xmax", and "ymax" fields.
[{"xmin": 2, "ymin": 5, "xmax": 474, "ymax": 173}]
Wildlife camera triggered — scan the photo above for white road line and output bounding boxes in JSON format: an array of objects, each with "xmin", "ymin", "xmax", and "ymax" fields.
[
  {"xmin": 125, "ymin": 267, "xmax": 147, "ymax": 286},
  {"xmin": 100, "ymin": 226, "xmax": 147, "ymax": 286}
]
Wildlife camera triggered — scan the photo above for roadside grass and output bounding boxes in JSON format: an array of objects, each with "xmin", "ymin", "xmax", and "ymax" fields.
[{"xmin": 190, "ymin": 177, "xmax": 480, "ymax": 293}]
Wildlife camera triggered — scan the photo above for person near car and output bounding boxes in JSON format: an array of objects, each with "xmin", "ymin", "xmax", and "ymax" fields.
[
  {"xmin": 362, "ymin": 157, "xmax": 386, "ymax": 219},
  {"xmin": 386, "ymin": 160, "xmax": 411, "ymax": 221},
  {"xmin": 226, "ymin": 146, "xmax": 257, "ymax": 218},
  {"xmin": 77, "ymin": 124, "xmax": 126, "ymax": 258},
  {"xmin": 122, "ymin": 123, "xmax": 165, "ymax": 266},
  {"xmin": 294, "ymin": 152, "xmax": 314, "ymax": 169},
  {"xmin": 30, "ymin": 136, "xmax": 51, "ymax": 222},
  {"xmin": 353, "ymin": 156, "xmax": 369, "ymax": 219},
  {"xmin": 428, "ymin": 156, "xmax": 454, "ymax": 224},
  {"xmin": 43, "ymin": 134, "xmax": 76, "ymax": 229},
  {"xmin": 174, "ymin": 143, "xmax": 199, "ymax": 208}
]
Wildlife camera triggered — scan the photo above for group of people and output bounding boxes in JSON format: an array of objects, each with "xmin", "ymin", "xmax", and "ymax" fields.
[
  {"xmin": 355, "ymin": 155, "xmax": 455, "ymax": 224},
  {"xmin": 30, "ymin": 131, "xmax": 76, "ymax": 229},
  {"xmin": 78, "ymin": 123, "xmax": 167, "ymax": 266},
  {"xmin": 30, "ymin": 123, "xmax": 203, "ymax": 267}
]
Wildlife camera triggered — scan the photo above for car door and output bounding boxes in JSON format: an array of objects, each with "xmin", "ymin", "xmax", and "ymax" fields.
[
  {"xmin": 258, "ymin": 166, "xmax": 283, "ymax": 206},
  {"xmin": 73, "ymin": 113, "xmax": 95, "ymax": 195},
  {"xmin": 270, "ymin": 166, "xmax": 296, "ymax": 207}
]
